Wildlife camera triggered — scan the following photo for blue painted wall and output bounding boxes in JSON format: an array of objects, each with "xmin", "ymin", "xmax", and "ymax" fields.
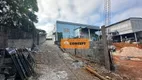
[{"xmin": 56, "ymin": 22, "xmax": 86, "ymax": 39}]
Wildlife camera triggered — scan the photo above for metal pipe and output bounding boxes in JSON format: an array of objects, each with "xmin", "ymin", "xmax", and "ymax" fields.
[{"xmin": 88, "ymin": 28, "xmax": 91, "ymax": 40}]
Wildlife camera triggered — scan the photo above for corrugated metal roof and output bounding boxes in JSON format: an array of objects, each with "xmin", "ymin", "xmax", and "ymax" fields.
[
  {"xmin": 106, "ymin": 17, "xmax": 142, "ymax": 28},
  {"xmin": 56, "ymin": 20, "xmax": 100, "ymax": 30},
  {"xmin": 82, "ymin": 26, "xmax": 100, "ymax": 30}
]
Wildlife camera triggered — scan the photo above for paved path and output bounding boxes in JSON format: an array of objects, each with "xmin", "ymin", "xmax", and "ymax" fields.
[{"xmin": 34, "ymin": 40, "xmax": 99, "ymax": 80}]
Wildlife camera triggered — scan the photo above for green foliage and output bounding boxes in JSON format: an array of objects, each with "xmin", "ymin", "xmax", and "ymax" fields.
[{"xmin": 0, "ymin": 0, "xmax": 38, "ymax": 33}]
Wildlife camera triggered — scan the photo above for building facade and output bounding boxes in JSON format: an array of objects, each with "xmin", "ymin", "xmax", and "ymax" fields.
[
  {"xmin": 106, "ymin": 17, "xmax": 142, "ymax": 42},
  {"xmin": 55, "ymin": 21, "xmax": 99, "ymax": 42},
  {"xmin": 74, "ymin": 27, "xmax": 100, "ymax": 41}
]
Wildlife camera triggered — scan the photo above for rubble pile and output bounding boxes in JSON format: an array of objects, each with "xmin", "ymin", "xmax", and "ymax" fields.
[{"xmin": 114, "ymin": 47, "xmax": 142, "ymax": 57}]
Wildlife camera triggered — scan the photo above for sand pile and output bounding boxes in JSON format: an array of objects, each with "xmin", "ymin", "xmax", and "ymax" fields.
[
  {"xmin": 113, "ymin": 43, "xmax": 142, "ymax": 50},
  {"xmin": 114, "ymin": 47, "xmax": 142, "ymax": 57}
]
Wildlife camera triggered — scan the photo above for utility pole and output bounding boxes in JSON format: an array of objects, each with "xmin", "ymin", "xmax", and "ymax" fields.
[
  {"xmin": 101, "ymin": 26, "xmax": 111, "ymax": 70},
  {"xmin": 103, "ymin": 0, "xmax": 111, "ymax": 70}
]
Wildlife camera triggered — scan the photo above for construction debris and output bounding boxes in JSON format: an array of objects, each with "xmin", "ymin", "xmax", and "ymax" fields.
[
  {"xmin": 0, "ymin": 48, "xmax": 36, "ymax": 80},
  {"xmin": 85, "ymin": 65, "xmax": 108, "ymax": 80},
  {"xmin": 72, "ymin": 60, "xmax": 84, "ymax": 69}
]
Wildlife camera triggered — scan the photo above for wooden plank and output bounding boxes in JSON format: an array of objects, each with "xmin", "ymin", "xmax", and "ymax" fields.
[{"xmin": 85, "ymin": 65, "xmax": 108, "ymax": 80}]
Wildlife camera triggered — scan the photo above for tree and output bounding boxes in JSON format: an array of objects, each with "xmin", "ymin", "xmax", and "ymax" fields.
[
  {"xmin": 0, "ymin": 0, "xmax": 38, "ymax": 33},
  {"xmin": 0, "ymin": 0, "xmax": 38, "ymax": 48}
]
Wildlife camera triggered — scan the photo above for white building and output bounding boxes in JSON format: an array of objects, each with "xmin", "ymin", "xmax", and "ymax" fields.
[{"xmin": 106, "ymin": 17, "xmax": 142, "ymax": 42}]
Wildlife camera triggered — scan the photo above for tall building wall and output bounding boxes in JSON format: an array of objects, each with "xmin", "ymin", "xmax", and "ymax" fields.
[
  {"xmin": 131, "ymin": 18, "xmax": 142, "ymax": 32},
  {"xmin": 107, "ymin": 20, "xmax": 132, "ymax": 35}
]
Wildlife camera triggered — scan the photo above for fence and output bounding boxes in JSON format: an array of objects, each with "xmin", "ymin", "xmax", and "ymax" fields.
[
  {"xmin": 63, "ymin": 40, "xmax": 105, "ymax": 65},
  {"xmin": 62, "ymin": 26, "xmax": 111, "ymax": 69}
]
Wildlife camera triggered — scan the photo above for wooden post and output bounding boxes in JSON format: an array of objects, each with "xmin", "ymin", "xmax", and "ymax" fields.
[{"xmin": 101, "ymin": 26, "xmax": 111, "ymax": 70}]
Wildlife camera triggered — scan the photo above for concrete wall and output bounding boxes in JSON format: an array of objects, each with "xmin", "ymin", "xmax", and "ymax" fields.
[
  {"xmin": 131, "ymin": 18, "xmax": 142, "ymax": 32},
  {"xmin": 8, "ymin": 35, "xmax": 46, "ymax": 48},
  {"xmin": 107, "ymin": 20, "xmax": 132, "ymax": 35},
  {"xmin": 64, "ymin": 41, "xmax": 105, "ymax": 65},
  {"xmin": 39, "ymin": 36, "xmax": 46, "ymax": 44},
  {"xmin": 8, "ymin": 39, "xmax": 33, "ymax": 48},
  {"xmin": 0, "ymin": 32, "xmax": 8, "ymax": 48}
]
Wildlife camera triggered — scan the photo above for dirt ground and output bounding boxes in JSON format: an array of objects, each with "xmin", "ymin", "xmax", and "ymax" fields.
[
  {"xmin": 113, "ymin": 55, "xmax": 142, "ymax": 80},
  {"xmin": 112, "ymin": 43, "xmax": 142, "ymax": 80},
  {"xmin": 31, "ymin": 40, "xmax": 100, "ymax": 80}
]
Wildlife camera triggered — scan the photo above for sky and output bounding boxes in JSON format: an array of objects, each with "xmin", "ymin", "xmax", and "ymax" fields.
[{"xmin": 35, "ymin": 0, "xmax": 142, "ymax": 34}]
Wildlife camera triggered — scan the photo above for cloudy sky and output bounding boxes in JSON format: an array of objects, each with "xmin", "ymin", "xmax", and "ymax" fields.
[{"xmin": 35, "ymin": 0, "xmax": 142, "ymax": 33}]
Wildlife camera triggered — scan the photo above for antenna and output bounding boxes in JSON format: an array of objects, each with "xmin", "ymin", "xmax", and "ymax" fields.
[{"xmin": 104, "ymin": 0, "xmax": 111, "ymax": 26}]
